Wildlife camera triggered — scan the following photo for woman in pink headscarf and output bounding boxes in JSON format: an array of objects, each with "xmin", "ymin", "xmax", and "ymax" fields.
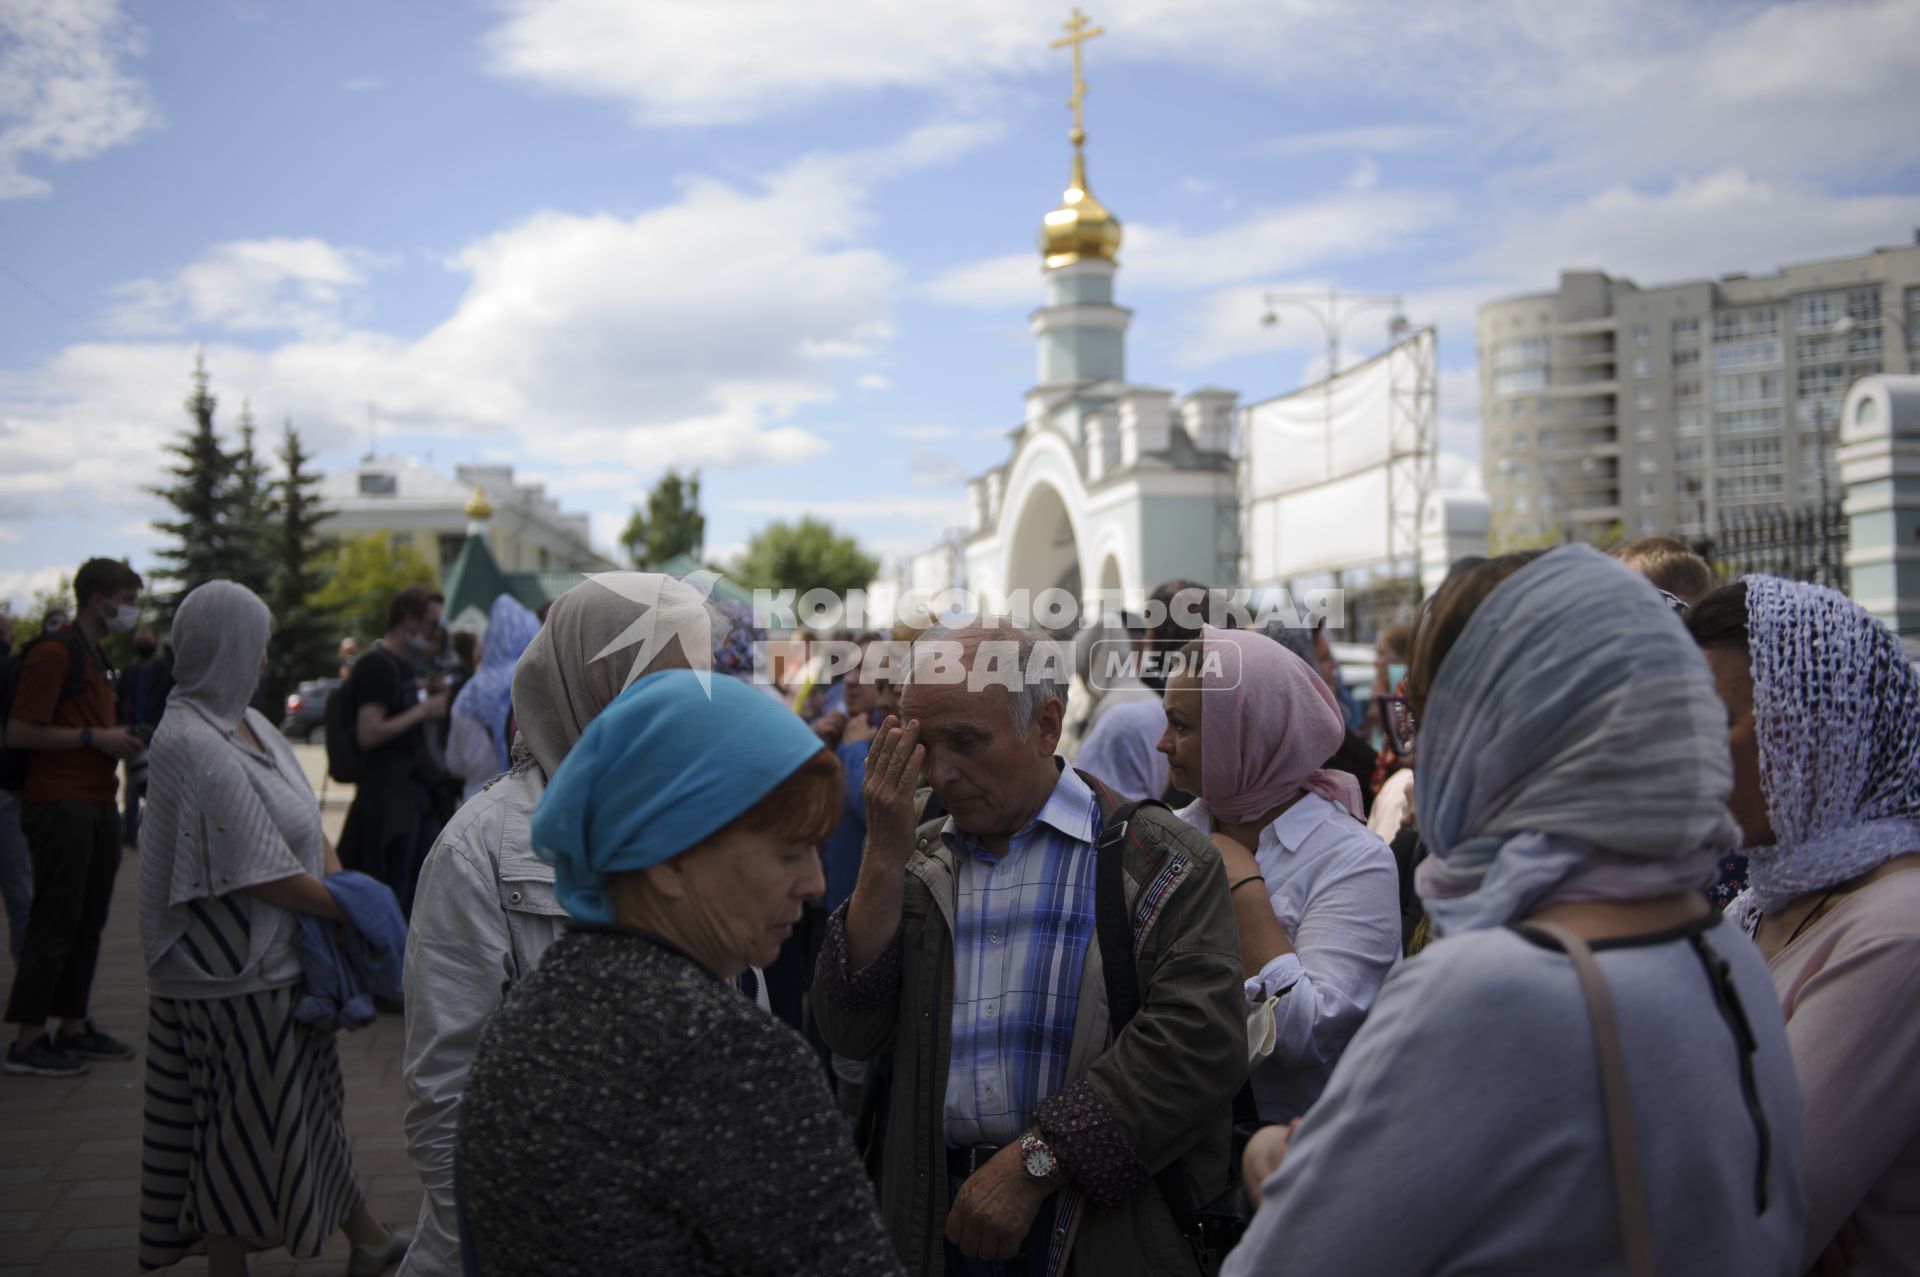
[{"xmin": 1157, "ymin": 625, "xmax": 1402, "ymax": 1121}]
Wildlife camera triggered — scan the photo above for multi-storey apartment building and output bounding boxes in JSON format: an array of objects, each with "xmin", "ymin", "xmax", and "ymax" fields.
[{"xmin": 1477, "ymin": 237, "xmax": 1920, "ymax": 546}]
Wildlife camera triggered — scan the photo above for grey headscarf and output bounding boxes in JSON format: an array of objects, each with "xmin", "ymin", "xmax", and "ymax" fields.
[
  {"xmin": 169, "ymin": 580, "xmax": 272, "ymax": 727},
  {"xmin": 511, "ymin": 573, "xmax": 719, "ymax": 778},
  {"xmin": 1413, "ymin": 544, "xmax": 1739, "ymax": 936},
  {"xmin": 1730, "ymin": 576, "xmax": 1920, "ymax": 919}
]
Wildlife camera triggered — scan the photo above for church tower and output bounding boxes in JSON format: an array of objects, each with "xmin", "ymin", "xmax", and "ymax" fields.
[{"xmin": 1031, "ymin": 9, "xmax": 1130, "ymax": 389}]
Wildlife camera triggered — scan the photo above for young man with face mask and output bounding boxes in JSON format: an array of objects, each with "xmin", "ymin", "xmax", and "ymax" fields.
[
  {"xmin": 4, "ymin": 557, "xmax": 145, "ymax": 1077},
  {"xmin": 337, "ymin": 586, "xmax": 449, "ymax": 918}
]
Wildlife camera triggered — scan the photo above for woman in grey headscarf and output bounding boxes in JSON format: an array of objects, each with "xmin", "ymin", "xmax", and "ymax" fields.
[
  {"xmin": 398, "ymin": 572, "xmax": 722, "ymax": 1277},
  {"xmin": 1222, "ymin": 545, "xmax": 1805, "ymax": 1276},
  {"xmin": 1689, "ymin": 576, "xmax": 1920, "ymax": 1274},
  {"xmin": 137, "ymin": 582, "xmax": 407, "ymax": 1276}
]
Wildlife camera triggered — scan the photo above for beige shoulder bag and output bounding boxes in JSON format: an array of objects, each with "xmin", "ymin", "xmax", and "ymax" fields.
[{"xmin": 1519, "ymin": 921, "xmax": 1656, "ymax": 1277}]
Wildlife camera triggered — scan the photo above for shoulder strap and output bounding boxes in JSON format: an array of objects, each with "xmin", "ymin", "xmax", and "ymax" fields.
[
  {"xmin": 1520, "ymin": 921, "xmax": 1654, "ymax": 1277},
  {"xmin": 1077, "ymin": 768, "xmax": 1165, "ymax": 1034}
]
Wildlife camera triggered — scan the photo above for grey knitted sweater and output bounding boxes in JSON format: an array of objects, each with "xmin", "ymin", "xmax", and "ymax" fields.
[{"xmin": 458, "ymin": 926, "xmax": 901, "ymax": 1276}]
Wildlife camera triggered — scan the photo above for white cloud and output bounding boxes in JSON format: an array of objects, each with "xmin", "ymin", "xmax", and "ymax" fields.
[
  {"xmin": 1343, "ymin": 156, "xmax": 1379, "ymax": 192},
  {"xmin": 925, "ymin": 186, "xmax": 1456, "ymax": 309},
  {"xmin": 890, "ymin": 425, "xmax": 956, "ymax": 441},
  {"xmin": 1466, "ymin": 171, "xmax": 1920, "ymax": 295},
  {"xmin": 855, "ymin": 372, "xmax": 893, "ymax": 391},
  {"xmin": 727, "ymin": 496, "xmax": 970, "ymax": 523},
  {"xmin": 106, "ymin": 238, "xmax": 377, "ymax": 338},
  {"xmin": 0, "ymin": 0, "xmax": 155, "ymax": 199},
  {"xmin": 479, "ymin": 0, "xmax": 1920, "ymax": 193},
  {"xmin": 0, "ymin": 136, "xmax": 989, "ymax": 539},
  {"xmin": 0, "ymin": 563, "xmax": 75, "ymax": 613},
  {"xmin": 0, "ymin": 524, "xmax": 22, "ymax": 543},
  {"xmin": 1249, "ymin": 124, "xmax": 1452, "ymax": 159}
]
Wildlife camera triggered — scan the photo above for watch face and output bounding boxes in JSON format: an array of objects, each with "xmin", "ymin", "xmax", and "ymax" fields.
[{"xmin": 1021, "ymin": 1138, "xmax": 1055, "ymax": 1179}]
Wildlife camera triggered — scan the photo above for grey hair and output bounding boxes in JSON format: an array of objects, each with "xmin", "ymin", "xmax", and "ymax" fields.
[{"xmin": 913, "ymin": 617, "xmax": 1070, "ymax": 739}]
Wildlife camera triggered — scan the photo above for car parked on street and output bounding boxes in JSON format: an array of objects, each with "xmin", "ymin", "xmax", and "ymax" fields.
[{"xmin": 281, "ymin": 677, "xmax": 340, "ymax": 744}]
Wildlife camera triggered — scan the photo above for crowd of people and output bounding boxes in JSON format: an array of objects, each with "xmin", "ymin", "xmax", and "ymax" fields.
[{"xmin": 0, "ymin": 535, "xmax": 1915, "ymax": 1276}]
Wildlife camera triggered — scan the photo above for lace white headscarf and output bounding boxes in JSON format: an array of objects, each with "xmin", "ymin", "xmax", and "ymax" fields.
[{"xmin": 1730, "ymin": 576, "xmax": 1920, "ymax": 921}]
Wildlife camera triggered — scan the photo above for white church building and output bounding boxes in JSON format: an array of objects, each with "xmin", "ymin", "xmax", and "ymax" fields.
[{"xmin": 878, "ymin": 100, "xmax": 1478, "ymax": 629}]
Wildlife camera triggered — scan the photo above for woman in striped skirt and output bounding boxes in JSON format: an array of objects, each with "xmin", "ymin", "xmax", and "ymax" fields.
[{"xmin": 136, "ymin": 581, "xmax": 409, "ymax": 1276}]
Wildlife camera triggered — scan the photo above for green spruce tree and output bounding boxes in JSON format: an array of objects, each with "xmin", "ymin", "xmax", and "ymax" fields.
[
  {"xmin": 149, "ymin": 355, "xmax": 235, "ymax": 622},
  {"xmin": 224, "ymin": 401, "xmax": 278, "ymax": 597},
  {"xmin": 269, "ymin": 420, "xmax": 337, "ymax": 689}
]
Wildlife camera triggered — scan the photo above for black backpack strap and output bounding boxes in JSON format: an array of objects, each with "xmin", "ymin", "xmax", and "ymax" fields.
[{"xmin": 1076, "ymin": 768, "xmax": 1165, "ymax": 1035}]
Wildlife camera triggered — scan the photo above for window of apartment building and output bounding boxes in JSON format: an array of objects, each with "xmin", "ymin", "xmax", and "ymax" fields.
[
  {"xmin": 1714, "ymin": 307, "xmax": 1778, "ymax": 341},
  {"xmin": 1793, "ymin": 287, "xmax": 1880, "ymax": 333},
  {"xmin": 1720, "ymin": 437, "xmax": 1783, "ymax": 469},
  {"xmin": 1677, "ymin": 408, "xmax": 1706, "ymax": 437},
  {"xmin": 1636, "ymin": 418, "xmax": 1658, "ymax": 442},
  {"xmin": 1796, "ymin": 327, "xmax": 1885, "ymax": 363},
  {"xmin": 1638, "ymin": 517, "xmax": 1659, "ymax": 534},
  {"xmin": 1672, "ymin": 316, "xmax": 1701, "ymax": 342},
  {"xmin": 1635, "ymin": 389, "xmax": 1655, "ymax": 410},
  {"xmin": 1639, "ymin": 479, "xmax": 1657, "ymax": 504},
  {"xmin": 1798, "ymin": 398, "xmax": 1842, "ymax": 429},
  {"xmin": 1712, "ymin": 338, "xmax": 1783, "ymax": 370},
  {"xmin": 1797, "ymin": 364, "xmax": 1852, "ymax": 400},
  {"xmin": 1537, "ymin": 429, "xmax": 1555, "ymax": 450},
  {"xmin": 1634, "ymin": 355, "xmax": 1653, "ymax": 378},
  {"xmin": 1536, "ymin": 397, "xmax": 1553, "ymax": 418},
  {"xmin": 1514, "ymin": 493, "xmax": 1531, "ymax": 513},
  {"xmin": 1672, "ymin": 346, "xmax": 1702, "ymax": 370},
  {"xmin": 1907, "ymin": 287, "xmax": 1920, "ymax": 354},
  {"xmin": 1495, "ymin": 368, "xmax": 1549, "ymax": 396},
  {"xmin": 1633, "ymin": 323, "xmax": 1651, "ymax": 346},
  {"xmin": 1714, "ymin": 406, "xmax": 1784, "ymax": 436},
  {"xmin": 1493, "ymin": 336, "xmax": 1550, "ymax": 369},
  {"xmin": 1675, "ymin": 442, "xmax": 1705, "ymax": 467},
  {"xmin": 1714, "ymin": 371, "xmax": 1783, "ymax": 406},
  {"xmin": 358, "ymin": 472, "xmax": 398, "ymax": 496},
  {"xmin": 1674, "ymin": 377, "xmax": 1704, "ymax": 404},
  {"xmin": 1716, "ymin": 472, "xmax": 1785, "ymax": 502},
  {"xmin": 1638, "ymin": 453, "xmax": 1658, "ymax": 473}
]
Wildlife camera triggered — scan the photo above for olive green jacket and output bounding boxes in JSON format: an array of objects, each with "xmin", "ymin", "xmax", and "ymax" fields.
[{"xmin": 813, "ymin": 794, "xmax": 1247, "ymax": 1277}]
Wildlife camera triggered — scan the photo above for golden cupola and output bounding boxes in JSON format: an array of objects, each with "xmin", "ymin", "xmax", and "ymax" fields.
[
  {"xmin": 464, "ymin": 483, "xmax": 494, "ymax": 522},
  {"xmin": 1039, "ymin": 8, "xmax": 1120, "ymax": 270},
  {"xmin": 1040, "ymin": 150, "xmax": 1121, "ymax": 269}
]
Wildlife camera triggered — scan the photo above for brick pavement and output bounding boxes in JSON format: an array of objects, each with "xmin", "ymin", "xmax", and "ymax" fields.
[{"xmin": 0, "ymin": 747, "xmax": 423, "ymax": 1275}]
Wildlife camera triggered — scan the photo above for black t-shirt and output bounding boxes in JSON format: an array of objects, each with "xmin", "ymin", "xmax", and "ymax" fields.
[{"xmin": 345, "ymin": 644, "xmax": 419, "ymax": 784}]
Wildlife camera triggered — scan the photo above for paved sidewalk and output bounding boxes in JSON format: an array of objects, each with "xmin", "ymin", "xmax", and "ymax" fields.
[{"xmin": 0, "ymin": 750, "xmax": 422, "ymax": 1275}]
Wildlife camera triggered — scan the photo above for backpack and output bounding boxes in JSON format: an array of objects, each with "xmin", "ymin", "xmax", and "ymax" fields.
[
  {"xmin": 323, "ymin": 674, "xmax": 362, "ymax": 785},
  {"xmin": 0, "ymin": 631, "xmax": 94, "ymax": 793}
]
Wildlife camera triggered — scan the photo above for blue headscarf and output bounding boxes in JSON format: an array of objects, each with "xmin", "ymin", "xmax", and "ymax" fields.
[
  {"xmin": 531, "ymin": 668, "xmax": 827, "ymax": 923},
  {"xmin": 453, "ymin": 594, "xmax": 542, "ymax": 773},
  {"xmin": 1413, "ymin": 544, "xmax": 1739, "ymax": 936}
]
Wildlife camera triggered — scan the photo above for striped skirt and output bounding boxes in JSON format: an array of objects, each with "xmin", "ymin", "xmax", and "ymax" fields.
[{"xmin": 139, "ymin": 986, "xmax": 362, "ymax": 1270}]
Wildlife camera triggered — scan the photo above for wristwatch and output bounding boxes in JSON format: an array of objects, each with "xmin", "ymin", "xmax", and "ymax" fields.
[{"xmin": 1018, "ymin": 1129, "xmax": 1060, "ymax": 1183}]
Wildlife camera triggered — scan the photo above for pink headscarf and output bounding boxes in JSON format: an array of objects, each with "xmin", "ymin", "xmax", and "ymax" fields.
[{"xmin": 1198, "ymin": 625, "xmax": 1363, "ymax": 822}]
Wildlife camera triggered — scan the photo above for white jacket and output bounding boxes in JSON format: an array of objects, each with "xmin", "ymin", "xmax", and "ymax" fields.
[{"xmin": 398, "ymin": 764, "xmax": 565, "ymax": 1277}]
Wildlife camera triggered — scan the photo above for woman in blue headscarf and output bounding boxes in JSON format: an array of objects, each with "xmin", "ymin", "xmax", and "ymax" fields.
[
  {"xmin": 444, "ymin": 595, "xmax": 540, "ymax": 806},
  {"xmin": 1222, "ymin": 545, "xmax": 1806, "ymax": 1277},
  {"xmin": 455, "ymin": 670, "xmax": 900, "ymax": 1277}
]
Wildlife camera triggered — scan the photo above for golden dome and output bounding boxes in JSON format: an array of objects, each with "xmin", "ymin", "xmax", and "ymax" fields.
[
  {"xmin": 464, "ymin": 484, "xmax": 494, "ymax": 521},
  {"xmin": 1040, "ymin": 149, "xmax": 1121, "ymax": 269}
]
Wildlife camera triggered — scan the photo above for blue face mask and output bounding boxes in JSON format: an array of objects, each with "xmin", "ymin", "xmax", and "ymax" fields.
[{"xmin": 1386, "ymin": 662, "xmax": 1408, "ymax": 690}]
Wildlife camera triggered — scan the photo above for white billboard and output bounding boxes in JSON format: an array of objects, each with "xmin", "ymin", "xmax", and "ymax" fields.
[{"xmin": 1242, "ymin": 327, "xmax": 1436, "ymax": 583}]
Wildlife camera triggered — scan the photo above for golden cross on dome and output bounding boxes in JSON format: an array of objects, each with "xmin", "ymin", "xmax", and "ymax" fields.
[{"xmin": 1051, "ymin": 7, "xmax": 1104, "ymax": 147}]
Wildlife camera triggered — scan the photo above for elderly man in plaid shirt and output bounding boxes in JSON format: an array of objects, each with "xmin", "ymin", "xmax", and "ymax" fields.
[{"xmin": 814, "ymin": 620, "xmax": 1246, "ymax": 1277}]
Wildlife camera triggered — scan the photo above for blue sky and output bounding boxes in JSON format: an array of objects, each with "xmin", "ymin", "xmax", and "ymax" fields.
[{"xmin": 4, "ymin": 0, "xmax": 1919, "ymax": 609}]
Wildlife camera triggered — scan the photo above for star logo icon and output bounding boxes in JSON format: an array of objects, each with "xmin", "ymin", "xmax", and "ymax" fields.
[{"xmin": 581, "ymin": 570, "xmax": 720, "ymax": 697}]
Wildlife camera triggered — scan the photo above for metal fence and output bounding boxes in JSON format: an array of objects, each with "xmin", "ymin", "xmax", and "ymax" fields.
[{"xmin": 1692, "ymin": 501, "xmax": 1848, "ymax": 592}]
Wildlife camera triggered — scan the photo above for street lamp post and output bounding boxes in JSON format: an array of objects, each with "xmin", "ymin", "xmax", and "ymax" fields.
[{"xmin": 1259, "ymin": 288, "xmax": 1408, "ymax": 474}]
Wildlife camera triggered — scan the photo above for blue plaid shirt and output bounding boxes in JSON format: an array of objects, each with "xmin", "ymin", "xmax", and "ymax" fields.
[{"xmin": 942, "ymin": 763, "xmax": 1101, "ymax": 1149}]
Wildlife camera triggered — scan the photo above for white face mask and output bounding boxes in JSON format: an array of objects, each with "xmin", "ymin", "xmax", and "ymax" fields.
[{"xmin": 107, "ymin": 603, "xmax": 140, "ymax": 634}]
